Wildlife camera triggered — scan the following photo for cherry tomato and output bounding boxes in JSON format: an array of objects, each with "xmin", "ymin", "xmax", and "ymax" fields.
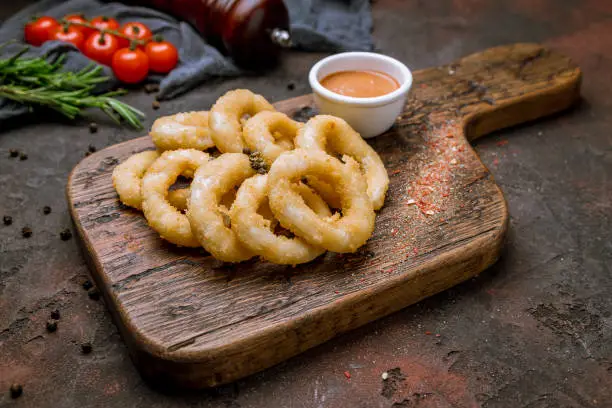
[
  {"xmin": 63, "ymin": 14, "xmax": 94, "ymax": 38},
  {"xmin": 118, "ymin": 22, "xmax": 153, "ymax": 49},
  {"xmin": 24, "ymin": 16, "xmax": 60, "ymax": 46},
  {"xmin": 90, "ymin": 16, "xmax": 120, "ymax": 32},
  {"xmin": 112, "ymin": 47, "xmax": 149, "ymax": 84},
  {"xmin": 50, "ymin": 25, "xmax": 85, "ymax": 51},
  {"xmin": 145, "ymin": 37, "xmax": 179, "ymax": 73},
  {"xmin": 83, "ymin": 32, "xmax": 120, "ymax": 66}
]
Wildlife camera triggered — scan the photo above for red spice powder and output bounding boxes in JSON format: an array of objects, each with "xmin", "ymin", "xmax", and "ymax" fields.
[{"xmin": 404, "ymin": 123, "xmax": 465, "ymax": 216}]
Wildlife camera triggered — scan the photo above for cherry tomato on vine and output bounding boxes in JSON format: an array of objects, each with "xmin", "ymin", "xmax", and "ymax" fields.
[
  {"xmin": 112, "ymin": 47, "xmax": 149, "ymax": 84},
  {"xmin": 50, "ymin": 25, "xmax": 85, "ymax": 51},
  {"xmin": 145, "ymin": 37, "xmax": 179, "ymax": 73},
  {"xmin": 83, "ymin": 32, "xmax": 120, "ymax": 66},
  {"xmin": 90, "ymin": 16, "xmax": 120, "ymax": 32},
  {"xmin": 24, "ymin": 16, "xmax": 60, "ymax": 46},
  {"xmin": 118, "ymin": 22, "xmax": 152, "ymax": 49},
  {"xmin": 63, "ymin": 14, "xmax": 94, "ymax": 38}
]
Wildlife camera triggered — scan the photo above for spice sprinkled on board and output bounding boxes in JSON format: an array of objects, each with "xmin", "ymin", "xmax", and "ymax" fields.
[{"xmin": 405, "ymin": 123, "xmax": 467, "ymax": 216}]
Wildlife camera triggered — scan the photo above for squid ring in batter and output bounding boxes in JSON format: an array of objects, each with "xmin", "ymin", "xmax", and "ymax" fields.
[
  {"xmin": 112, "ymin": 150, "xmax": 160, "ymax": 210},
  {"xmin": 113, "ymin": 151, "xmax": 192, "ymax": 211},
  {"xmin": 242, "ymin": 111, "xmax": 303, "ymax": 165},
  {"xmin": 142, "ymin": 149, "xmax": 211, "ymax": 247},
  {"xmin": 150, "ymin": 111, "xmax": 215, "ymax": 152},
  {"xmin": 230, "ymin": 174, "xmax": 330, "ymax": 264},
  {"xmin": 267, "ymin": 149, "xmax": 375, "ymax": 253},
  {"xmin": 209, "ymin": 89, "xmax": 275, "ymax": 153},
  {"xmin": 296, "ymin": 115, "xmax": 389, "ymax": 210},
  {"xmin": 187, "ymin": 153, "xmax": 256, "ymax": 262}
]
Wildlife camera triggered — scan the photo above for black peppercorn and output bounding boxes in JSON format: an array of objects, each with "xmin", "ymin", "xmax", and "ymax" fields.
[
  {"xmin": 19, "ymin": 152, "xmax": 28, "ymax": 161},
  {"xmin": 50, "ymin": 309, "xmax": 60, "ymax": 320},
  {"xmin": 88, "ymin": 288, "xmax": 100, "ymax": 300},
  {"xmin": 3, "ymin": 215, "xmax": 12, "ymax": 225},
  {"xmin": 248, "ymin": 151, "xmax": 269, "ymax": 174},
  {"xmin": 9, "ymin": 149, "xmax": 19, "ymax": 158},
  {"xmin": 89, "ymin": 122, "xmax": 98, "ymax": 134},
  {"xmin": 9, "ymin": 383, "xmax": 23, "ymax": 399},
  {"xmin": 291, "ymin": 106, "xmax": 317, "ymax": 123},
  {"xmin": 144, "ymin": 83, "xmax": 160, "ymax": 94},
  {"xmin": 81, "ymin": 342, "xmax": 92, "ymax": 354},
  {"xmin": 152, "ymin": 100, "xmax": 161, "ymax": 110},
  {"xmin": 287, "ymin": 81, "xmax": 296, "ymax": 91},
  {"xmin": 21, "ymin": 227, "xmax": 32, "ymax": 238},
  {"xmin": 82, "ymin": 280, "xmax": 93, "ymax": 290},
  {"xmin": 59, "ymin": 229, "xmax": 72, "ymax": 241},
  {"xmin": 46, "ymin": 320, "xmax": 57, "ymax": 332},
  {"xmin": 43, "ymin": 206, "xmax": 52, "ymax": 215},
  {"xmin": 88, "ymin": 144, "xmax": 96, "ymax": 153}
]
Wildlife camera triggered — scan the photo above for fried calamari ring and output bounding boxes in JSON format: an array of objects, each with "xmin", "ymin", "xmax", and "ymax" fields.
[
  {"xmin": 268, "ymin": 149, "xmax": 375, "ymax": 253},
  {"xmin": 142, "ymin": 149, "xmax": 211, "ymax": 247},
  {"xmin": 187, "ymin": 153, "xmax": 256, "ymax": 262},
  {"xmin": 302, "ymin": 176, "xmax": 342, "ymax": 210},
  {"xmin": 167, "ymin": 188, "xmax": 190, "ymax": 212},
  {"xmin": 209, "ymin": 89, "xmax": 275, "ymax": 153},
  {"xmin": 296, "ymin": 115, "xmax": 389, "ymax": 210},
  {"xmin": 112, "ymin": 150, "xmax": 191, "ymax": 211},
  {"xmin": 150, "ymin": 111, "xmax": 215, "ymax": 152},
  {"xmin": 112, "ymin": 150, "xmax": 160, "ymax": 210},
  {"xmin": 242, "ymin": 111, "xmax": 302, "ymax": 165},
  {"xmin": 230, "ymin": 175, "xmax": 330, "ymax": 264}
]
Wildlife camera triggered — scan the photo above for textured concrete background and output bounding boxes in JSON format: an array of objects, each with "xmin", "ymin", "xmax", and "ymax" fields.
[{"xmin": 1, "ymin": 1, "xmax": 611, "ymax": 407}]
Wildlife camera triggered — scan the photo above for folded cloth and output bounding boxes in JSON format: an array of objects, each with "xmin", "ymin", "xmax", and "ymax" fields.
[{"xmin": 0, "ymin": 0, "xmax": 372, "ymax": 121}]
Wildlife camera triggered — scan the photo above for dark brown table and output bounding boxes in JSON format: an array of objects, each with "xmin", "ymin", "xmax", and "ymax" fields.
[{"xmin": 1, "ymin": 1, "xmax": 611, "ymax": 407}]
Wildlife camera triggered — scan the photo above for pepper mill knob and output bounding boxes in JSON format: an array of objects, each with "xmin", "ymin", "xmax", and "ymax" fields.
[{"xmin": 270, "ymin": 28, "xmax": 292, "ymax": 48}]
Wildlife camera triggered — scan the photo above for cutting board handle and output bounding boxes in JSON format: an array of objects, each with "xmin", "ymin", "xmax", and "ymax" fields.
[
  {"xmin": 404, "ymin": 43, "xmax": 582, "ymax": 140},
  {"xmin": 278, "ymin": 43, "xmax": 581, "ymax": 141}
]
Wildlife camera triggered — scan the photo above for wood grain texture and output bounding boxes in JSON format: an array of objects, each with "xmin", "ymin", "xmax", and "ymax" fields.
[{"xmin": 66, "ymin": 44, "xmax": 581, "ymax": 388}]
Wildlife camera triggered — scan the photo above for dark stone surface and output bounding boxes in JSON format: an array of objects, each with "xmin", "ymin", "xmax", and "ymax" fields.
[{"xmin": 1, "ymin": 1, "xmax": 611, "ymax": 407}]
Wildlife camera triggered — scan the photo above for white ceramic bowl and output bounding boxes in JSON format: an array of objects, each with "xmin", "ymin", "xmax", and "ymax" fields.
[{"xmin": 308, "ymin": 52, "xmax": 412, "ymax": 139}]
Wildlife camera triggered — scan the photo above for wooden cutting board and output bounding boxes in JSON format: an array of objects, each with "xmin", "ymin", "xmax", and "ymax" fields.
[{"xmin": 67, "ymin": 44, "xmax": 581, "ymax": 389}]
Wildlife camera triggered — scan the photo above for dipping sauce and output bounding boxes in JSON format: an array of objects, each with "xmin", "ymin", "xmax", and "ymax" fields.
[{"xmin": 320, "ymin": 70, "xmax": 400, "ymax": 98}]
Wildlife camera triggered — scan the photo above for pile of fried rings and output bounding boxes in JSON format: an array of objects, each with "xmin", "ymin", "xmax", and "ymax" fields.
[{"xmin": 112, "ymin": 89, "xmax": 390, "ymax": 265}]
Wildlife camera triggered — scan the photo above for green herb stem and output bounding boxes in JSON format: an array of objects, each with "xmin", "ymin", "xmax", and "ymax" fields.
[{"xmin": 0, "ymin": 44, "xmax": 144, "ymax": 129}]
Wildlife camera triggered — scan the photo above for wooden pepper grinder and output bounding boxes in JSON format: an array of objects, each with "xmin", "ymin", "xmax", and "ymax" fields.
[{"xmin": 136, "ymin": 0, "xmax": 291, "ymax": 68}]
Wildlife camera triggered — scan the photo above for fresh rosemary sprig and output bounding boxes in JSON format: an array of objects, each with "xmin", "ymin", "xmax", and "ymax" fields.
[{"xmin": 0, "ymin": 45, "xmax": 144, "ymax": 129}]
